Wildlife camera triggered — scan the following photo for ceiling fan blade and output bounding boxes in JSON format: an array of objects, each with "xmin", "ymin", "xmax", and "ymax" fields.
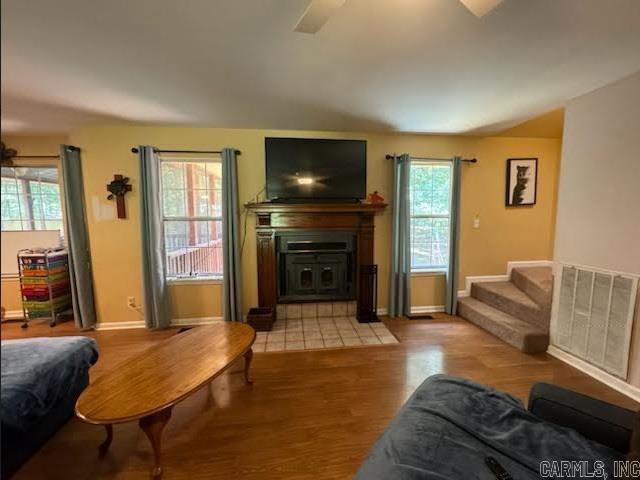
[
  {"xmin": 459, "ymin": 0, "xmax": 504, "ymax": 17},
  {"xmin": 294, "ymin": 0, "xmax": 347, "ymax": 34}
]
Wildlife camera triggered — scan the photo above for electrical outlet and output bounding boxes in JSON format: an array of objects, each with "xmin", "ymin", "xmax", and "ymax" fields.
[
  {"xmin": 127, "ymin": 296, "xmax": 136, "ymax": 308},
  {"xmin": 473, "ymin": 215, "xmax": 480, "ymax": 229}
]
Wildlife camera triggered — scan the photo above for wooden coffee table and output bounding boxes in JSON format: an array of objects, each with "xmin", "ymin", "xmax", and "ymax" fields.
[{"xmin": 75, "ymin": 323, "xmax": 255, "ymax": 479}]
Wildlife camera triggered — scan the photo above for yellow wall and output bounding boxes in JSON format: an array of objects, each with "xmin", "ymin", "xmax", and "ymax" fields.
[
  {"xmin": 62, "ymin": 126, "xmax": 560, "ymax": 323},
  {"xmin": 411, "ymin": 275, "xmax": 447, "ymax": 307},
  {"xmin": 168, "ymin": 282, "xmax": 223, "ymax": 319},
  {"xmin": 1, "ymin": 135, "xmax": 69, "ymax": 156},
  {"xmin": 498, "ymin": 109, "xmax": 565, "ymax": 138},
  {"xmin": 0, "ymin": 134, "xmax": 68, "ymax": 316},
  {"xmin": 0, "ymin": 129, "xmax": 561, "ymax": 322},
  {"xmin": 458, "ymin": 137, "xmax": 559, "ymax": 282},
  {"xmin": 411, "ymin": 136, "xmax": 560, "ymax": 306},
  {"xmin": 1, "ymin": 279, "xmax": 22, "ymax": 313}
]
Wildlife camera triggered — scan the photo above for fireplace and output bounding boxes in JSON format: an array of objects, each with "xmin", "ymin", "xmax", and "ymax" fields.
[
  {"xmin": 277, "ymin": 232, "xmax": 356, "ymax": 302},
  {"xmin": 245, "ymin": 202, "xmax": 386, "ymax": 322}
]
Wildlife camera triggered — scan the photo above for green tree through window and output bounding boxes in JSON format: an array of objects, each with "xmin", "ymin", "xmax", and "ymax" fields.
[
  {"xmin": 1, "ymin": 167, "xmax": 63, "ymax": 232},
  {"xmin": 409, "ymin": 162, "xmax": 452, "ymax": 270}
]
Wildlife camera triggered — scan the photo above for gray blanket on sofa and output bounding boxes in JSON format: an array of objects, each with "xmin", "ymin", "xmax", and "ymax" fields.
[
  {"xmin": 1, "ymin": 336, "xmax": 99, "ymax": 431},
  {"xmin": 355, "ymin": 375, "xmax": 623, "ymax": 480}
]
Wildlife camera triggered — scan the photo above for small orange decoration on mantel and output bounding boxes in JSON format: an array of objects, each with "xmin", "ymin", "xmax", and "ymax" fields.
[{"xmin": 367, "ymin": 191, "xmax": 385, "ymax": 204}]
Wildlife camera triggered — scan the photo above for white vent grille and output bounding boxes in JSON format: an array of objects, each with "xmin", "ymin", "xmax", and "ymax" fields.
[{"xmin": 551, "ymin": 264, "xmax": 638, "ymax": 379}]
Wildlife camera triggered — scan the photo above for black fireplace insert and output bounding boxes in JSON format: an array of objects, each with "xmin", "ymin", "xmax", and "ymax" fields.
[{"xmin": 276, "ymin": 232, "xmax": 356, "ymax": 302}]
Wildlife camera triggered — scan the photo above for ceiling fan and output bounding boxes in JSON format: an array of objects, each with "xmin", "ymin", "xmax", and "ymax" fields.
[
  {"xmin": 294, "ymin": 0, "xmax": 504, "ymax": 34},
  {"xmin": 1, "ymin": 142, "xmax": 18, "ymax": 167}
]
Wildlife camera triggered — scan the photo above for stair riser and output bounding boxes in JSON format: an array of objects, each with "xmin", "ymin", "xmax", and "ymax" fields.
[
  {"xmin": 458, "ymin": 301, "xmax": 548, "ymax": 353},
  {"xmin": 471, "ymin": 283, "xmax": 549, "ymax": 328},
  {"xmin": 511, "ymin": 269, "xmax": 553, "ymax": 310}
]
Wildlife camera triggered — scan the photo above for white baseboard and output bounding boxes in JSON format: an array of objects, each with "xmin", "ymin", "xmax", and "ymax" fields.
[
  {"xmin": 95, "ymin": 316, "xmax": 223, "ymax": 330},
  {"xmin": 547, "ymin": 345, "xmax": 640, "ymax": 403},
  {"xmin": 411, "ymin": 305, "xmax": 445, "ymax": 314},
  {"xmin": 377, "ymin": 305, "xmax": 445, "ymax": 316},
  {"xmin": 506, "ymin": 260, "xmax": 553, "ymax": 276},
  {"xmin": 1, "ymin": 310, "xmax": 24, "ymax": 320},
  {"xmin": 460, "ymin": 274, "xmax": 510, "ymax": 298},
  {"xmin": 95, "ymin": 320, "xmax": 146, "ymax": 330},
  {"xmin": 171, "ymin": 316, "xmax": 223, "ymax": 326},
  {"xmin": 458, "ymin": 260, "xmax": 553, "ymax": 298}
]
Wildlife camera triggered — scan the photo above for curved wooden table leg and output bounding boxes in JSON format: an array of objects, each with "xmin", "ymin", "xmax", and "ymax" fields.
[
  {"xmin": 243, "ymin": 348, "xmax": 254, "ymax": 385},
  {"xmin": 98, "ymin": 424, "xmax": 113, "ymax": 456},
  {"xmin": 139, "ymin": 407, "xmax": 172, "ymax": 479}
]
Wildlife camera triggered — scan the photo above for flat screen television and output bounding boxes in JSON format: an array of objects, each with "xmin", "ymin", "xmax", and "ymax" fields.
[{"xmin": 265, "ymin": 137, "xmax": 367, "ymax": 202}]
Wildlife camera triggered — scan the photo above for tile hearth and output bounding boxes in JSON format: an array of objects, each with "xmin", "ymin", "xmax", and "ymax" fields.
[
  {"xmin": 277, "ymin": 301, "xmax": 358, "ymax": 320},
  {"xmin": 253, "ymin": 316, "xmax": 399, "ymax": 353}
]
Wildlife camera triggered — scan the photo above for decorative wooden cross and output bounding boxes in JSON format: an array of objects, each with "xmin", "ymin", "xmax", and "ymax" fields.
[{"xmin": 106, "ymin": 175, "xmax": 132, "ymax": 219}]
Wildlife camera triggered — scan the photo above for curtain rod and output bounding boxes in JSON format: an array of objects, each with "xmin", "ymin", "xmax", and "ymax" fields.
[
  {"xmin": 130, "ymin": 147, "xmax": 241, "ymax": 155},
  {"xmin": 385, "ymin": 154, "xmax": 477, "ymax": 163},
  {"xmin": 7, "ymin": 146, "xmax": 80, "ymax": 160}
]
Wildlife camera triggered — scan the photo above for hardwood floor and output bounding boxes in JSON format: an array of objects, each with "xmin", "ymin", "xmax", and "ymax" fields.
[{"xmin": 2, "ymin": 315, "xmax": 638, "ymax": 479}]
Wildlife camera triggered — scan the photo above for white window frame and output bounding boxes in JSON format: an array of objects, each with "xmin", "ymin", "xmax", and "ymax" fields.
[
  {"xmin": 0, "ymin": 164, "xmax": 64, "ymax": 233},
  {"xmin": 409, "ymin": 160, "xmax": 453, "ymax": 273},
  {"xmin": 159, "ymin": 156, "xmax": 223, "ymax": 282}
]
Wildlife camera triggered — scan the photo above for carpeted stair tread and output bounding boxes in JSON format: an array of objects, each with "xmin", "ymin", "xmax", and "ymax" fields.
[
  {"xmin": 473, "ymin": 281, "xmax": 539, "ymax": 309},
  {"xmin": 458, "ymin": 297, "xmax": 549, "ymax": 353},
  {"xmin": 471, "ymin": 281, "xmax": 549, "ymax": 328},
  {"xmin": 511, "ymin": 266, "xmax": 553, "ymax": 310},
  {"xmin": 513, "ymin": 266, "xmax": 553, "ymax": 292}
]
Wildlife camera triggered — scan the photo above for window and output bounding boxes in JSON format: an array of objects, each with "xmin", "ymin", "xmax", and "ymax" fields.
[
  {"xmin": 409, "ymin": 162, "xmax": 452, "ymax": 271},
  {"xmin": 1, "ymin": 167, "xmax": 63, "ymax": 232},
  {"xmin": 160, "ymin": 158, "xmax": 223, "ymax": 279}
]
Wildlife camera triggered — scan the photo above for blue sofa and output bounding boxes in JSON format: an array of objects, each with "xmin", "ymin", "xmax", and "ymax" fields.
[
  {"xmin": 1, "ymin": 337, "xmax": 98, "ymax": 478},
  {"xmin": 355, "ymin": 375, "xmax": 635, "ymax": 480}
]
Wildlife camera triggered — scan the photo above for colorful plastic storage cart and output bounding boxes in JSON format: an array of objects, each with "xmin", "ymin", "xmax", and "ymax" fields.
[{"xmin": 18, "ymin": 248, "xmax": 72, "ymax": 328}]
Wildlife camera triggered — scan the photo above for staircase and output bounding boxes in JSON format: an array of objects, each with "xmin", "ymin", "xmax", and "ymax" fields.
[{"xmin": 457, "ymin": 267, "xmax": 553, "ymax": 353}]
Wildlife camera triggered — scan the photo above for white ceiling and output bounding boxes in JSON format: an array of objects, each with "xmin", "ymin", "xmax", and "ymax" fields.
[{"xmin": 2, "ymin": 0, "xmax": 640, "ymax": 135}]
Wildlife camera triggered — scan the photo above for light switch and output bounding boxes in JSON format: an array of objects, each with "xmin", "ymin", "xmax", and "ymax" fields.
[{"xmin": 473, "ymin": 215, "xmax": 480, "ymax": 229}]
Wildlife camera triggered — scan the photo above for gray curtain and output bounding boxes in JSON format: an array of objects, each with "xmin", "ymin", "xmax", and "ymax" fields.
[
  {"xmin": 60, "ymin": 145, "xmax": 97, "ymax": 329},
  {"xmin": 389, "ymin": 154, "xmax": 411, "ymax": 317},
  {"xmin": 446, "ymin": 156, "xmax": 462, "ymax": 315},
  {"xmin": 138, "ymin": 146, "xmax": 171, "ymax": 329},
  {"xmin": 221, "ymin": 148, "xmax": 243, "ymax": 322}
]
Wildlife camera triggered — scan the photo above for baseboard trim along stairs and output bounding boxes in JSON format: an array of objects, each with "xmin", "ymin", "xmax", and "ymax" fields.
[
  {"xmin": 457, "ymin": 262, "xmax": 553, "ymax": 353},
  {"xmin": 547, "ymin": 345, "xmax": 640, "ymax": 403},
  {"xmin": 458, "ymin": 260, "xmax": 553, "ymax": 298}
]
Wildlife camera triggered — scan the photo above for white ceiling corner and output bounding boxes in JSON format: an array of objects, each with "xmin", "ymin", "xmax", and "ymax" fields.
[
  {"xmin": 294, "ymin": 0, "xmax": 347, "ymax": 34},
  {"xmin": 458, "ymin": 0, "xmax": 504, "ymax": 18}
]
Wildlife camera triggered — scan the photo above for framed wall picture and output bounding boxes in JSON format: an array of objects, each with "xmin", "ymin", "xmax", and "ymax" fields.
[{"xmin": 505, "ymin": 158, "xmax": 538, "ymax": 206}]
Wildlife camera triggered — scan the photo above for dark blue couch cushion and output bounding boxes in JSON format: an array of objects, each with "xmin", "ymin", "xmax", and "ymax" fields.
[
  {"xmin": 355, "ymin": 375, "xmax": 623, "ymax": 480},
  {"xmin": 1, "ymin": 336, "xmax": 98, "ymax": 478}
]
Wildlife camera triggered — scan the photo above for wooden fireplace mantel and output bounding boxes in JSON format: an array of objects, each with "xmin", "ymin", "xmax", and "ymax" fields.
[
  {"xmin": 245, "ymin": 202, "xmax": 387, "ymax": 321},
  {"xmin": 244, "ymin": 202, "xmax": 387, "ymax": 215}
]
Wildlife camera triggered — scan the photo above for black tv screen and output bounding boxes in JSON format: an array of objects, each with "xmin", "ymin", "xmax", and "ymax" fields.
[{"xmin": 265, "ymin": 137, "xmax": 367, "ymax": 201}]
